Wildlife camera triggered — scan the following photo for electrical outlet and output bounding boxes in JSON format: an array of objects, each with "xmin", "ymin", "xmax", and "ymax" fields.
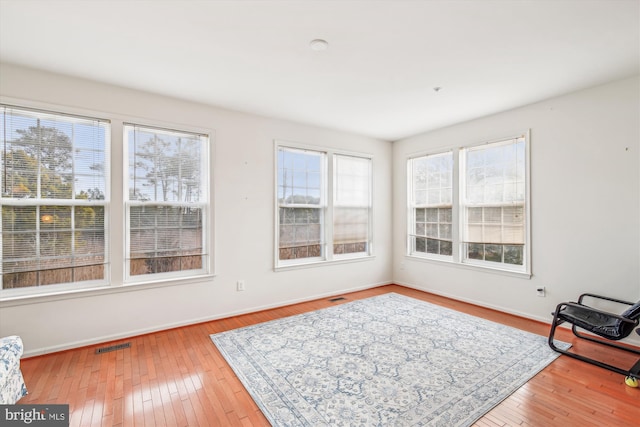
[
  {"xmin": 536, "ymin": 287, "xmax": 545, "ymax": 297},
  {"xmin": 237, "ymin": 280, "xmax": 245, "ymax": 291}
]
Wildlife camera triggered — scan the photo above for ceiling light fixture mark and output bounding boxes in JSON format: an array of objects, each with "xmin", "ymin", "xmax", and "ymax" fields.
[{"xmin": 310, "ymin": 39, "xmax": 329, "ymax": 51}]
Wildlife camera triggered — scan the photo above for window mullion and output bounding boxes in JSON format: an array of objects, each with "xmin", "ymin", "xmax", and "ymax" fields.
[
  {"xmin": 35, "ymin": 205, "xmax": 41, "ymax": 282},
  {"xmin": 36, "ymin": 118, "xmax": 42, "ymax": 199},
  {"xmin": 408, "ymin": 168, "xmax": 416, "ymax": 257},
  {"xmin": 453, "ymin": 147, "xmax": 461, "ymax": 262},
  {"xmin": 326, "ymin": 152, "xmax": 334, "ymax": 261}
]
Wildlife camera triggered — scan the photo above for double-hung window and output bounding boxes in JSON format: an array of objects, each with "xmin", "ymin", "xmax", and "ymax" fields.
[
  {"xmin": 461, "ymin": 137, "xmax": 527, "ymax": 268},
  {"xmin": 1, "ymin": 105, "xmax": 109, "ymax": 293},
  {"xmin": 408, "ymin": 134, "xmax": 530, "ymax": 274},
  {"xmin": 277, "ymin": 147, "xmax": 325, "ymax": 262},
  {"xmin": 333, "ymin": 154, "xmax": 371, "ymax": 257},
  {"xmin": 276, "ymin": 144, "xmax": 372, "ymax": 267},
  {"xmin": 124, "ymin": 124, "xmax": 210, "ymax": 280},
  {"xmin": 409, "ymin": 151, "xmax": 453, "ymax": 259},
  {"xmin": 1, "ymin": 105, "xmax": 213, "ymax": 299}
]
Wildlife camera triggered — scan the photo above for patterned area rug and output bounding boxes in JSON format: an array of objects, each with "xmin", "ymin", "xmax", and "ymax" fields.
[{"xmin": 211, "ymin": 293, "xmax": 569, "ymax": 426}]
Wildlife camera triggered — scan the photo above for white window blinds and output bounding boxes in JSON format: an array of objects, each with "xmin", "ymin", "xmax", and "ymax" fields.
[
  {"xmin": 275, "ymin": 144, "xmax": 373, "ymax": 266},
  {"xmin": 124, "ymin": 124, "xmax": 209, "ymax": 277},
  {"xmin": 333, "ymin": 154, "xmax": 371, "ymax": 255},
  {"xmin": 462, "ymin": 137, "xmax": 526, "ymax": 245},
  {"xmin": 407, "ymin": 133, "xmax": 529, "ymax": 272},
  {"xmin": 1, "ymin": 105, "xmax": 109, "ymax": 289},
  {"xmin": 410, "ymin": 151, "xmax": 453, "ymax": 256}
]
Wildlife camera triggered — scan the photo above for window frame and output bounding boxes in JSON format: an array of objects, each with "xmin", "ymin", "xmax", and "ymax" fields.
[
  {"xmin": 406, "ymin": 132, "xmax": 531, "ymax": 277},
  {"xmin": 0, "ymin": 98, "xmax": 216, "ymax": 303},
  {"xmin": 407, "ymin": 150, "xmax": 455, "ymax": 262},
  {"xmin": 332, "ymin": 153, "xmax": 373, "ymax": 261},
  {"xmin": 0, "ymin": 104, "xmax": 111, "ymax": 298},
  {"xmin": 123, "ymin": 123, "xmax": 212, "ymax": 283},
  {"xmin": 274, "ymin": 141, "xmax": 374, "ymax": 269}
]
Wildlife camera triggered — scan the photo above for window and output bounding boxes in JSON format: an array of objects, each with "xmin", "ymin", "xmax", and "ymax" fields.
[
  {"xmin": 1, "ymin": 105, "xmax": 109, "ymax": 292},
  {"xmin": 124, "ymin": 124, "xmax": 209, "ymax": 280},
  {"xmin": 276, "ymin": 144, "xmax": 372, "ymax": 267},
  {"xmin": 1, "ymin": 104, "xmax": 213, "ymax": 300},
  {"xmin": 408, "ymin": 134, "xmax": 530, "ymax": 274},
  {"xmin": 409, "ymin": 152, "xmax": 453, "ymax": 258},
  {"xmin": 462, "ymin": 138, "xmax": 527, "ymax": 267},
  {"xmin": 333, "ymin": 154, "xmax": 371, "ymax": 256},
  {"xmin": 277, "ymin": 147, "xmax": 325, "ymax": 261}
]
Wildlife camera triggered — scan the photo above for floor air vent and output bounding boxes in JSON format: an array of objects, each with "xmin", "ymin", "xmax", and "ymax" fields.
[
  {"xmin": 96, "ymin": 342, "xmax": 131, "ymax": 354},
  {"xmin": 329, "ymin": 297, "xmax": 346, "ymax": 302}
]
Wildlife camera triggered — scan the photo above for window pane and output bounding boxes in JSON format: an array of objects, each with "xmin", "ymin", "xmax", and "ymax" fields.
[
  {"xmin": 278, "ymin": 148, "xmax": 323, "ymax": 205},
  {"xmin": 333, "ymin": 207, "xmax": 368, "ymax": 255},
  {"xmin": 462, "ymin": 137, "xmax": 527, "ymax": 268},
  {"xmin": 464, "ymin": 138, "xmax": 526, "ymax": 206},
  {"xmin": 334, "ymin": 155, "xmax": 371, "ymax": 256},
  {"xmin": 335, "ymin": 155, "xmax": 369, "ymax": 205},
  {"xmin": 127, "ymin": 127, "xmax": 204, "ymax": 203},
  {"xmin": 2, "ymin": 205, "xmax": 106, "ymax": 288},
  {"xmin": 1, "ymin": 106, "xmax": 109, "ymax": 290},
  {"xmin": 464, "ymin": 205, "xmax": 525, "ymax": 245},
  {"xmin": 124, "ymin": 124, "xmax": 209, "ymax": 279},
  {"xmin": 277, "ymin": 147, "xmax": 327, "ymax": 262},
  {"xmin": 411, "ymin": 152, "xmax": 453, "ymax": 206},
  {"xmin": 468, "ymin": 243, "xmax": 484, "ymax": 260},
  {"xmin": 129, "ymin": 205, "xmax": 204, "ymax": 276},
  {"xmin": 504, "ymin": 245, "xmax": 524, "ymax": 265},
  {"xmin": 278, "ymin": 206, "xmax": 323, "ymax": 260},
  {"xmin": 2, "ymin": 215, "xmax": 38, "ymax": 259},
  {"xmin": 462, "ymin": 138, "xmax": 526, "ymax": 266},
  {"xmin": 413, "ymin": 203, "xmax": 452, "ymax": 257},
  {"xmin": 409, "ymin": 152, "xmax": 453, "ymax": 258}
]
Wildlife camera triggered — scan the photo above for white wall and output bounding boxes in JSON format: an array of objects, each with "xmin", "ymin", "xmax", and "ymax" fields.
[
  {"xmin": 0, "ymin": 63, "xmax": 393, "ymax": 356},
  {"xmin": 2, "ymin": 63, "xmax": 638, "ymax": 356},
  {"xmin": 393, "ymin": 76, "xmax": 640, "ymax": 343}
]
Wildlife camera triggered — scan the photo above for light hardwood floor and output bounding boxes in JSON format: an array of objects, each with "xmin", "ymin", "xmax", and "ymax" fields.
[{"xmin": 18, "ymin": 285, "xmax": 640, "ymax": 426}]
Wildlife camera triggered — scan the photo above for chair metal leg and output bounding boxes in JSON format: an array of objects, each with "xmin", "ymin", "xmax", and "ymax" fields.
[{"xmin": 548, "ymin": 312, "xmax": 640, "ymax": 379}]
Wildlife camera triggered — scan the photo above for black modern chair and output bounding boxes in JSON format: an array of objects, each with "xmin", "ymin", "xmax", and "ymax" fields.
[{"xmin": 548, "ymin": 293, "xmax": 640, "ymax": 386}]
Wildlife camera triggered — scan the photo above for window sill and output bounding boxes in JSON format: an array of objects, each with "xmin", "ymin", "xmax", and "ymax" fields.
[
  {"xmin": 0, "ymin": 273, "xmax": 216, "ymax": 307},
  {"xmin": 405, "ymin": 254, "xmax": 531, "ymax": 279},
  {"xmin": 275, "ymin": 254, "xmax": 375, "ymax": 272}
]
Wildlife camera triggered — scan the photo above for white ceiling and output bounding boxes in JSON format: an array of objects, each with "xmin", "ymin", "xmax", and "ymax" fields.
[{"xmin": 1, "ymin": 0, "xmax": 638, "ymax": 141}]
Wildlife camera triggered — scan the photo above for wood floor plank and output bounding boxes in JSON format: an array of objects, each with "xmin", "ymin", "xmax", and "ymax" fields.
[{"xmin": 17, "ymin": 284, "xmax": 640, "ymax": 426}]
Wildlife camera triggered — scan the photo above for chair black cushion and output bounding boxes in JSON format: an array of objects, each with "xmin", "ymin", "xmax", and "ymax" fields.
[{"xmin": 558, "ymin": 304, "xmax": 638, "ymax": 340}]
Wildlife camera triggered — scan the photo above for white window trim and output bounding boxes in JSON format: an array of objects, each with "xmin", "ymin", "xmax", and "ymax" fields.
[
  {"xmin": 274, "ymin": 140, "xmax": 374, "ymax": 270},
  {"xmin": 406, "ymin": 131, "xmax": 531, "ymax": 278},
  {"xmin": 0, "ymin": 96, "xmax": 216, "ymax": 302},
  {"xmin": 0, "ymin": 102, "xmax": 112, "ymax": 298},
  {"xmin": 276, "ymin": 145, "xmax": 327, "ymax": 266},
  {"xmin": 122, "ymin": 123, "xmax": 212, "ymax": 283},
  {"xmin": 407, "ymin": 149, "xmax": 455, "ymax": 261}
]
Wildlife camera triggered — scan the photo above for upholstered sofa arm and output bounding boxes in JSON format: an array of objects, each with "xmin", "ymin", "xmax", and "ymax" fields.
[
  {"xmin": 0, "ymin": 335, "xmax": 28, "ymax": 404},
  {"xmin": 0, "ymin": 335, "xmax": 24, "ymax": 377}
]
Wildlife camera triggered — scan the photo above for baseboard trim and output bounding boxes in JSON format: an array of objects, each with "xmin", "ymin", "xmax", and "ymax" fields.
[
  {"xmin": 22, "ymin": 280, "xmax": 392, "ymax": 358},
  {"xmin": 394, "ymin": 280, "xmax": 640, "ymax": 347}
]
